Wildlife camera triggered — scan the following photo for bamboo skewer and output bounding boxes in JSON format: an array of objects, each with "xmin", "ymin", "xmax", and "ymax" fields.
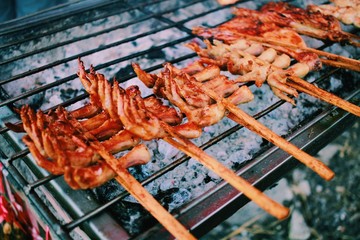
[
  {"xmin": 228, "ymin": 32, "xmax": 360, "ymax": 72},
  {"xmin": 66, "ymin": 114, "xmax": 196, "ymax": 240},
  {"xmin": 187, "ymin": 80, "xmax": 335, "ymax": 181},
  {"xmin": 160, "ymin": 122, "xmax": 290, "ymax": 220},
  {"xmin": 287, "ymin": 76, "xmax": 360, "ymax": 117}
]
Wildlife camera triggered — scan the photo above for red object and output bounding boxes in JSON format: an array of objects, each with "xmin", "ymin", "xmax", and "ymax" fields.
[{"xmin": 0, "ymin": 163, "xmax": 50, "ymax": 239}]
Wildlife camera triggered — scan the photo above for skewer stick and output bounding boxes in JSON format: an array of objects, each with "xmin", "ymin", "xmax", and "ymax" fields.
[
  {"xmin": 229, "ymin": 32, "xmax": 360, "ymax": 72},
  {"xmin": 287, "ymin": 76, "xmax": 360, "ymax": 117},
  {"xmin": 263, "ymin": 43, "xmax": 360, "ymax": 72},
  {"xmin": 242, "ymin": 49, "xmax": 360, "ymax": 117},
  {"xmin": 66, "ymin": 115, "xmax": 196, "ymax": 240},
  {"xmin": 160, "ymin": 122, "xmax": 290, "ymax": 220},
  {"xmin": 188, "ymin": 81, "xmax": 335, "ymax": 181},
  {"xmin": 349, "ymin": 40, "xmax": 360, "ymax": 48},
  {"xmin": 347, "ymin": 32, "xmax": 360, "ymax": 41},
  {"xmin": 319, "ymin": 58, "xmax": 360, "ymax": 72}
]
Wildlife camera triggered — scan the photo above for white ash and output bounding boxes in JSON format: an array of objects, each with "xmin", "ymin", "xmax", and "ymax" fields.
[
  {"xmin": 2, "ymin": 11, "xmax": 188, "ymax": 110},
  {"xmin": 1, "ymin": 9, "xmax": 145, "ymax": 63}
]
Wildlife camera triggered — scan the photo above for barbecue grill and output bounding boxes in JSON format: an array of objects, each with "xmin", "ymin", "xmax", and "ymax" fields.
[{"xmin": 0, "ymin": 0, "xmax": 359, "ymax": 239}]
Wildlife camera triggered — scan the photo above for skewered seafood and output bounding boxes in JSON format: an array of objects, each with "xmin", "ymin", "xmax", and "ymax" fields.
[
  {"xmin": 185, "ymin": 39, "xmax": 360, "ymax": 117},
  {"xmin": 133, "ymin": 62, "xmax": 335, "ymax": 181},
  {"xmin": 20, "ymin": 105, "xmax": 150, "ymax": 189},
  {"xmin": 254, "ymin": 2, "xmax": 360, "ymax": 46},
  {"xmin": 193, "ymin": 16, "xmax": 360, "ymax": 72},
  {"xmin": 133, "ymin": 62, "xmax": 254, "ymax": 127},
  {"xmin": 16, "ymin": 60, "xmax": 201, "ymax": 239},
  {"xmin": 77, "ymin": 59, "xmax": 202, "ymax": 139},
  {"xmin": 194, "ymin": 1, "xmax": 360, "ymax": 72},
  {"xmin": 186, "ymin": 39, "xmax": 306, "ymax": 105},
  {"xmin": 308, "ymin": 1, "xmax": 360, "ymax": 27},
  {"xmin": 192, "ymin": 14, "xmax": 322, "ymax": 72}
]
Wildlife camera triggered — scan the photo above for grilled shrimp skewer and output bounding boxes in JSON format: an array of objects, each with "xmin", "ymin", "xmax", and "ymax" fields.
[
  {"xmin": 20, "ymin": 105, "xmax": 149, "ymax": 189},
  {"xmin": 134, "ymin": 62, "xmax": 334, "ymax": 181},
  {"xmin": 186, "ymin": 39, "xmax": 360, "ymax": 117}
]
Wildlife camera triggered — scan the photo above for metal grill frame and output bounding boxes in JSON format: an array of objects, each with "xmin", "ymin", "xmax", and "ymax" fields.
[{"xmin": 0, "ymin": 0, "xmax": 359, "ymax": 239}]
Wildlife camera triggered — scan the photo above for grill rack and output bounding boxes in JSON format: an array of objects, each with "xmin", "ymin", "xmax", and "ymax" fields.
[{"xmin": 0, "ymin": 0, "xmax": 359, "ymax": 239}]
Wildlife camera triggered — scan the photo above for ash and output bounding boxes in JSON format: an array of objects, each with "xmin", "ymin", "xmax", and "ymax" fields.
[{"xmin": 0, "ymin": 0, "xmax": 359, "ymax": 237}]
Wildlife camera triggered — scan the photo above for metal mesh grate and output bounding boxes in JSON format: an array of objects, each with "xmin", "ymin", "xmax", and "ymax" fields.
[{"xmin": 0, "ymin": 0, "xmax": 359, "ymax": 239}]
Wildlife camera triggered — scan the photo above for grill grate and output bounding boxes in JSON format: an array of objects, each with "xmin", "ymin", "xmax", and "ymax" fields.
[{"xmin": 0, "ymin": 0, "xmax": 359, "ymax": 239}]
